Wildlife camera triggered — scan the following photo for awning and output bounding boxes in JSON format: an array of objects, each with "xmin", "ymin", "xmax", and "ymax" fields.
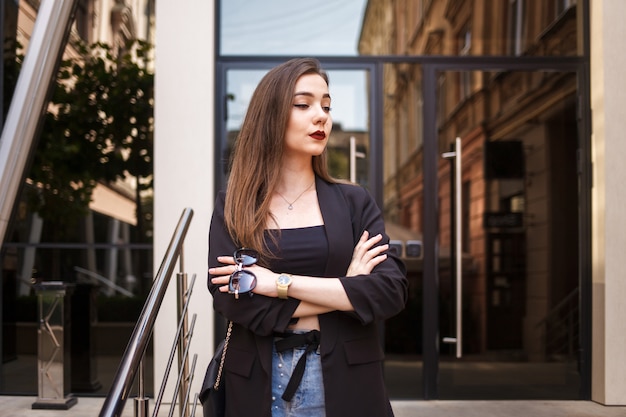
[{"xmin": 89, "ymin": 183, "xmax": 136, "ymax": 225}]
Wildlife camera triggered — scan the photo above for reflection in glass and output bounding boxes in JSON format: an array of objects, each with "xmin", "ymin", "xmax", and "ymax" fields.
[
  {"xmin": 220, "ymin": 0, "xmax": 368, "ymax": 56},
  {"xmin": 382, "ymin": 63, "xmax": 425, "ymax": 400},
  {"xmin": 381, "ymin": 63, "xmax": 581, "ymax": 399},
  {"xmin": 1, "ymin": 192, "xmax": 153, "ymax": 395},
  {"xmin": 224, "ymin": 69, "xmax": 370, "ymax": 186},
  {"xmin": 220, "ymin": 0, "xmax": 583, "ymax": 58},
  {"xmin": 359, "ymin": 1, "xmax": 581, "ymax": 57},
  {"xmin": 0, "ymin": 244, "xmax": 153, "ymax": 395}
]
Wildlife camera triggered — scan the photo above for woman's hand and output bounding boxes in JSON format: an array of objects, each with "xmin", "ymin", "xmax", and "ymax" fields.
[
  {"xmin": 209, "ymin": 256, "xmax": 278, "ymax": 296},
  {"xmin": 346, "ymin": 230, "xmax": 388, "ymax": 276},
  {"xmin": 208, "ymin": 256, "xmax": 236, "ymax": 293}
]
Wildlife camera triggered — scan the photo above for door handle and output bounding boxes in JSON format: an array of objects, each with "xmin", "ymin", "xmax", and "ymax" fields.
[
  {"xmin": 349, "ymin": 136, "xmax": 366, "ymax": 183},
  {"xmin": 442, "ymin": 137, "xmax": 463, "ymax": 358}
]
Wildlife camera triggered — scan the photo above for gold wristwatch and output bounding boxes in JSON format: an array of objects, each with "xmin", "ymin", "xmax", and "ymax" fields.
[{"xmin": 276, "ymin": 273, "xmax": 293, "ymax": 299}]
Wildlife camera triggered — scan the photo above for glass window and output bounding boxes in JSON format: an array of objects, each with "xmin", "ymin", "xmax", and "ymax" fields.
[
  {"xmin": 219, "ymin": 0, "xmax": 584, "ymax": 57},
  {"xmin": 221, "ymin": 68, "xmax": 370, "ymax": 188},
  {"xmin": 219, "ymin": 0, "xmax": 368, "ymax": 56}
]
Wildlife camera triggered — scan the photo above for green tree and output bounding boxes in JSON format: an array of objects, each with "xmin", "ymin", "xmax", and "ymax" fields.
[{"xmin": 27, "ymin": 39, "xmax": 154, "ymax": 240}]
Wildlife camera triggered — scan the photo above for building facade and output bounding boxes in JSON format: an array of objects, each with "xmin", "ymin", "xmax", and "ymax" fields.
[
  {"xmin": 1, "ymin": 0, "xmax": 625, "ymax": 409},
  {"xmin": 154, "ymin": 0, "xmax": 626, "ymax": 405}
]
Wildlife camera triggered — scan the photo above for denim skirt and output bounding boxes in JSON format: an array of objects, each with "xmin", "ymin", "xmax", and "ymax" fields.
[{"xmin": 271, "ymin": 336, "xmax": 325, "ymax": 417}]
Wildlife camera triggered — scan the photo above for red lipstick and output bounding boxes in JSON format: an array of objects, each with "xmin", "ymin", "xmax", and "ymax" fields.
[{"xmin": 310, "ymin": 130, "xmax": 326, "ymax": 140}]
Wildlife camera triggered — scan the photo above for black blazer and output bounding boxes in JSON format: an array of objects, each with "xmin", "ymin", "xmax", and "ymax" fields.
[{"xmin": 207, "ymin": 177, "xmax": 408, "ymax": 417}]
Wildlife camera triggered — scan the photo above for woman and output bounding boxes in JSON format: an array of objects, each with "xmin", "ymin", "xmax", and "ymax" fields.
[{"xmin": 208, "ymin": 58, "xmax": 408, "ymax": 417}]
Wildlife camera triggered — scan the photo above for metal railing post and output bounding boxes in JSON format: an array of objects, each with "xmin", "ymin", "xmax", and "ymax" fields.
[{"xmin": 176, "ymin": 265, "xmax": 190, "ymax": 417}]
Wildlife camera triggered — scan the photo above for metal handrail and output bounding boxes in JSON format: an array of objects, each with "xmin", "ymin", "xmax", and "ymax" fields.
[{"xmin": 99, "ymin": 207, "xmax": 194, "ymax": 417}]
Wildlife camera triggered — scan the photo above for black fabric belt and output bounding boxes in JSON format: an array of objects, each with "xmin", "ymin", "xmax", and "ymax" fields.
[{"xmin": 274, "ymin": 330, "xmax": 321, "ymax": 402}]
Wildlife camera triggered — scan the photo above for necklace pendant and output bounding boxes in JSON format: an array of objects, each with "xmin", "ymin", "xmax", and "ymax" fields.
[{"xmin": 276, "ymin": 180, "xmax": 314, "ymax": 212}]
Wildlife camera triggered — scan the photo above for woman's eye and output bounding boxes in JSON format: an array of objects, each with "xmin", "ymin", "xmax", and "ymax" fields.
[{"xmin": 294, "ymin": 103, "xmax": 331, "ymax": 112}]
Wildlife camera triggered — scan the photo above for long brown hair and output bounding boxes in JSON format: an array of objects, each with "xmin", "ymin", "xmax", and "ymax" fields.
[{"xmin": 224, "ymin": 58, "xmax": 336, "ymax": 260}]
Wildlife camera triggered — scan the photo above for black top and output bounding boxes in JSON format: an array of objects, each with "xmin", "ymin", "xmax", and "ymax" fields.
[{"xmin": 264, "ymin": 225, "xmax": 328, "ymax": 276}]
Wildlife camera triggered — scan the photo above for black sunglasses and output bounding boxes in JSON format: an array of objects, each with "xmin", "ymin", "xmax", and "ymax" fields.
[{"xmin": 228, "ymin": 248, "xmax": 258, "ymax": 299}]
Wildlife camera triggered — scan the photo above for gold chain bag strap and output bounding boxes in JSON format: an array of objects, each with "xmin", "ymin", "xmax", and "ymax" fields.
[
  {"xmin": 213, "ymin": 321, "xmax": 233, "ymax": 390},
  {"xmin": 200, "ymin": 321, "xmax": 233, "ymax": 417}
]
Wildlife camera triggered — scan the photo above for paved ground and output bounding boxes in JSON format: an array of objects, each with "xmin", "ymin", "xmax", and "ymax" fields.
[
  {"xmin": 2, "ymin": 355, "xmax": 625, "ymax": 416},
  {"xmin": 0, "ymin": 396, "xmax": 625, "ymax": 417},
  {"xmin": 392, "ymin": 400, "xmax": 626, "ymax": 417}
]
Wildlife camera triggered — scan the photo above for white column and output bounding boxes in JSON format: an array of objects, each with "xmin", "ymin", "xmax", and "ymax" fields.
[
  {"xmin": 591, "ymin": 0, "xmax": 626, "ymax": 405},
  {"xmin": 154, "ymin": 0, "xmax": 215, "ymax": 402}
]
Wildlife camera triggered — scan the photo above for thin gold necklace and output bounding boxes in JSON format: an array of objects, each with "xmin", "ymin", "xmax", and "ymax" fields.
[{"xmin": 276, "ymin": 180, "xmax": 315, "ymax": 210}]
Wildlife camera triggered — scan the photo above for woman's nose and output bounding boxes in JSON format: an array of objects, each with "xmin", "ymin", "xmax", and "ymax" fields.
[{"xmin": 314, "ymin": 106, "xmax": 329, "ymax": 124}]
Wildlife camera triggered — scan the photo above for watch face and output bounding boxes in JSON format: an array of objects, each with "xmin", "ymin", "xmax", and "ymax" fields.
[{"xmin": 278, "ymin": 275, "xmax": 290, "ymax": 285}]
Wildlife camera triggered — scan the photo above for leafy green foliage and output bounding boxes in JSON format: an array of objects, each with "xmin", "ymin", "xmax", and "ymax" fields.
[{"xmin": 26, "ymin": 40, "xmax": 154, "ymax": 231}]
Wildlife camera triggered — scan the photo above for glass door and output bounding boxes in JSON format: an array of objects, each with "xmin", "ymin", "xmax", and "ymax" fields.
[
  {"xmin": 380, "ymin": 64, "xmax": 585, "ymax": 400},
  {"xmin": 433, "ymin": 68, "xmax": 582, "ymax": 399}
]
